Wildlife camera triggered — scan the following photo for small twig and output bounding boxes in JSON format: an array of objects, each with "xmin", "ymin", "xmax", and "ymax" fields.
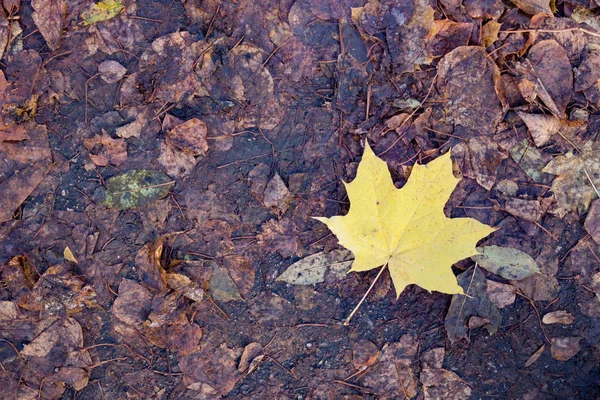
[
  {"xmin": 344, "ymin": 263, "xmax": 388, "ymax": 325},
  {"xmin": 500, "ymin": 27, "xmax": 600, "ymax": 39}
]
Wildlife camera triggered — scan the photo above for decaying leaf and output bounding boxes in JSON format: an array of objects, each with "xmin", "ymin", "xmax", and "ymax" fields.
[
  {"xmin": 542, "ymin": 140, "xmax": 600, "ymax": 217},
  {"xmin": 95, "ymin": 170, "xmax": 174, "ymax": 210},
  {"xmin": 315, "ymin": 142, "xmax": 495, "ymax": 296},
  {"xmin": 31, "ymin": 0, "xmax": 66, "ymax": 50},
  {"xmin": 584, "ymin": 200, "xmax": 600, "ymax": 245},
  {"xmin": 509, "ymin": 139, "xmax": 552, "ymax": 184},
  {"xmin": 445, "ymin": 266, "xmax": 502, "ymax": 343},
  {"xmin": 472, "ymin": 245, "xmax": 540, "ymax": 280},
  {"xmin": 517, "ymin": 112, "xmax": 562, "ymax": 147},
  {"xmin": 276, "ymin": 249, "xmax": 353, "ymax": 285},
  {"xmin": 509, "ymin": 0, "xmax": 551, "ymax": 15},
  {"xmin": 420, "ymin": 368, "xmax": 472, "ymax": 400}
]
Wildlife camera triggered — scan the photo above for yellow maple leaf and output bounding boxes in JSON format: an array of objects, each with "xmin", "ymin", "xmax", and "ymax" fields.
[{"xmin": 315, "ymin": 142, "xmax": 495, "ymax": 297}]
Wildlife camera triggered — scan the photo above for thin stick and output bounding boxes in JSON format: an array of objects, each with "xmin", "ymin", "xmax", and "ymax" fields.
[{"xmin": 344, "ymin": 264, "xmax": 388, "ymax": 325}]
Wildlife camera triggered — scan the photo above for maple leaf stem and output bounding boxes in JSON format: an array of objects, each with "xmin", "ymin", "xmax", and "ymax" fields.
[{"xmin": 343, "ymin": 263, "xmax": 388, "ymax": 326}]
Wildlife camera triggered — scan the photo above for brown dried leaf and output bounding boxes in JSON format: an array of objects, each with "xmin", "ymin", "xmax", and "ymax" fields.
[
  {"xmin": 550, "ymin": 337, "xmax": 581, "ymax": 361},
  {"xmin": 166, "ymin": 273, "xmax": 204, "ymax": 302},
  {"xmin": 98, "ymin": 60, "xmax": 127, "ymax": 84},
  {"xmin": 486, "ymin": 279, "xmax": 516, "ymax": 309},
  {"xmin": 436, "ymin": 46, "xmax": 504, "ymax": 134},
  {"xmin": 263, "ymin": 173, "xmax": 290, "ymax": 209},
  {"xmin": 257, "ymin": 218, "xmax": 299, "ymax": 258},
  {"xmin": 517, "ymin": 112, "xmax": 562, "ymax": 147},
  {"xmin": 420, "ymin": 368, "xmax": 472, "ymax": 400},
  {"xmin": 238, "ymin": 342, "xmax": 265, "ymax": 374},
  {"xmin": 584, "ymin": 200, "xmax": 600, "ymax": 245},
  {"xmin": 167, "ymin": 118, "xmax": 208, "ymax": 156},
  {"xmin": 509, "ymin": 0, "xmax": 551, "ymax": 15},
  {"xmin": 112, "ymin": 279, "xmax": 152, "ymax": 326},
  {"xmin": 83, "ymin": 132, "xmax": 127, "ymax": 167},
  {"xmin": 542, "ymin": 310, "xmax": 575, "ymax": 325},
  {"xmin": 31, "ymin": 0, "xmax": 66, "ymax": 50},
  {"xmin": 524, "ymin": 344, "xmax": 545, "ymax": 368}
]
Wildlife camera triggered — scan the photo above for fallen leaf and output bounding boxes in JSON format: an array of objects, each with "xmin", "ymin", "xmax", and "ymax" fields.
[
  {"xmin": 542, "ymin": 310, "xmax": 575, "ymax": 325},
  {"xmin": 436, "ymin": 46, "xmax": 504, "ymax": 134},
  {"xmin": 263, "ymin": 173, "xmax": 290, "ymax": 209},
  {"xmin": 81, "ymin": 0, "xmax": 124, "ymax": 26},
  {"xmin": 98, "ymin": 60, "xmax": 127, "ymax": 84},
  {"xmin": 352, "ymin": 340, "xmax": 379, "ymax": 371},
  {"xmin": 315, "ymin": 142, "xmax": 495, "ymax": 296},
  {"xmin": 166, "ymin": 273, "xmax": 204, "ymax": 302},
  {"xmin": 209, "ymin": 263, "xmax": 242, "ymax": 302},
  {"xmin": 167, "ymin": 117, "xmax": 208, "ymax": 157},
  {"xmin": 509, "ymin": 0, "xmax": 551, "ymax": 15},
  {"xmin": 238, "ymin": 342, "xmax": 264, "ymax": 374},
  {"xmin": 257, "ymin": 218, "xmax": 299, "ymax": 258},
  {"xmin": 420, "ymin": 348, "xmax": 445, "ymax": 369},
  {"xmin": 509, "ymin": 139, "xmax": 552, "ymax": 184},
  {"xmin": 420, "ymin": 368, "xmax": 472, "ymax": 400},
  {"xmin": 550, "ymin": 337, "xmax": 581, "ymax": 361},
  {"xmin": 472, "ymin": 245, "xmax": 540, "ymax": 280},
  {"xmin": 486, "ymin": 279, "xmax": 516, "ymax": 309},
  {"xmin": 542, "ymin": 140, "xmax": 600, "ymax": 217},
  {"xmin": 95, "ymin": 170, "xmax": 174, "ymax": 210},
  {"xmin": 517, "ymin": 112, "xmax": 562, "ymax": 147},
  {"xmin": 112, "ymin": 279, "xmax": 152, "ymax": 326},
  {"xmin": 482, "ymin": 20, "xmax": 502, "ymax": 48},
  {"xmin": 31, "ymin": 0, "xmax": 66, "ymax": 50},
  {"xmin": 276, "ymin": 249, "xmax": 353, "ymax": 285},
  {"xmin": 518, "ymin": 40, "xmax": 573, "ymax": 118},
  {"xmin": 83, "ymin": 132, "xmax": 127, "ymax": 167},
  {"xmin": 584, "ymin": 200, "xmax": 600, "ymax": 245},
  {"xmin": 524, "ymin": 344, "xmax": 545, "ymax": 368},
  {"xmin": 63, "ymin": 246, "xmax": 78, "ymax": 263},
  {"xmin": 362, "ymin": 335, "xmax": 418, "ymax": 397},
  {"xmin": 445, "ymin": 266, "xmax": 502, "ymax": 343}
]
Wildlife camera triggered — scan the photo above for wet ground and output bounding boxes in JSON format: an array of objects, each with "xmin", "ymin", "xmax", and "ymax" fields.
[{"xmin": 1, "ymin": 0, "xmax": 600, "ymax": 398}]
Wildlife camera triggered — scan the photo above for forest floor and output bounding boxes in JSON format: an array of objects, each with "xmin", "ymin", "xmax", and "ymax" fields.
[{"xmin": 1, "ymin": 0, "xmax": 600, "ymax": 398}]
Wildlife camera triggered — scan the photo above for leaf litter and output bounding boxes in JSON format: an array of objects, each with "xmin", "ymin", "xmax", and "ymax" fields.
[{"xmin": 0, "ymin": 0, "xmax": 599, "ymax": 398}]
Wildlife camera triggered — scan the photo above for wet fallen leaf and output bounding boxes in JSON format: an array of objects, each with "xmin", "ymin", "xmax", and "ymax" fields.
[
  {"xmin": 518, "ymin": 40, "xmax": 573, "ymax": 118},
  {"xmin": 315, "ymin": 142, "xmax": 495, "ymax": 296},
  {"xmin": 166, "ymin": 273, "xmax": 204, "ymax": 302},
  {"xmin": 362, "ymin": 335, "xmax": 418, "ymax": 397},
  {"xmin": 542, "ymin": 140, "xmax": 600, "ymax": 217},
  {"xmin": 257, "ymin": 218, "xmax": 299, "ymax": 258},
  {"xmin": 276, "ymin": 249, "xmax": 353, "ymax": 285},
  {"xmin": 509, "ymin": 0, "xmax": 551, "ymax": 15},
  {"xmin": 98, "ymin": 60, "xmax": 127, "ymax": 84},
  {"xmin": 81, "ymin": 0, "xmax": 124, "ymax": 26},
  {"xmin": 486, "ymin": 279, "xmax": 516, "ymax": 309},
  {"xmin": 209, "ymin": 263, "xmax": 242, "ymax": 302},
  {"xmin": 436, "ymin": 46, "xmax": 504, "ymax": 134},
  {"xmin": 482, "ymin": 20, "xmax": 502, "ymax": 48},
  {"xmin": 472, "ymin": 245, "xmax": 540, "ymax": 280},
  {"xmin": 420, "ymin": 347, "xmax": 445, "ymax": 369},
  {"xmin": 584, "ymin": 200, "xmax": 600, "ymax": 245},
  {"xmin": 445, "ymin": 266, "xmax": 502, "ymax": 343},
  {"xmin": 83, "ymin": 132, "xmax": 127, "ymax": 167},
  {"xmin": 509, "ymin": 139, "xmax": 552, "ymax": 184},
  {"xmin": 517, "ymin": 112, "xmax": 562, "ymax": 147},
  {"xmin": 31, "ymin": 0, "xmax": 66, "ymax": 50},
  {"xmin": 550, "ymin": 337, "xmax": 581, "ymax": 361},
  {"xmin": 421, "ymin": 368, "xmax": 472, "ymax": 400},
  {"xmin": 263, "ymin": 173, "xmax": 290, "ymax": 210},
  {"xmin": 352, "ymin": 339, "xmax": 379, "ymax": 371},
  {"xmin": 542, "ymin": 310, "xmax": 575, "ymax": 325},
  {"xmin": 95, "ymin": 170, "xmax": 174, "ymax": 210},
  {"xmin": 112, "ymin": 279, "xmax": 152, "ymax": 326}
]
